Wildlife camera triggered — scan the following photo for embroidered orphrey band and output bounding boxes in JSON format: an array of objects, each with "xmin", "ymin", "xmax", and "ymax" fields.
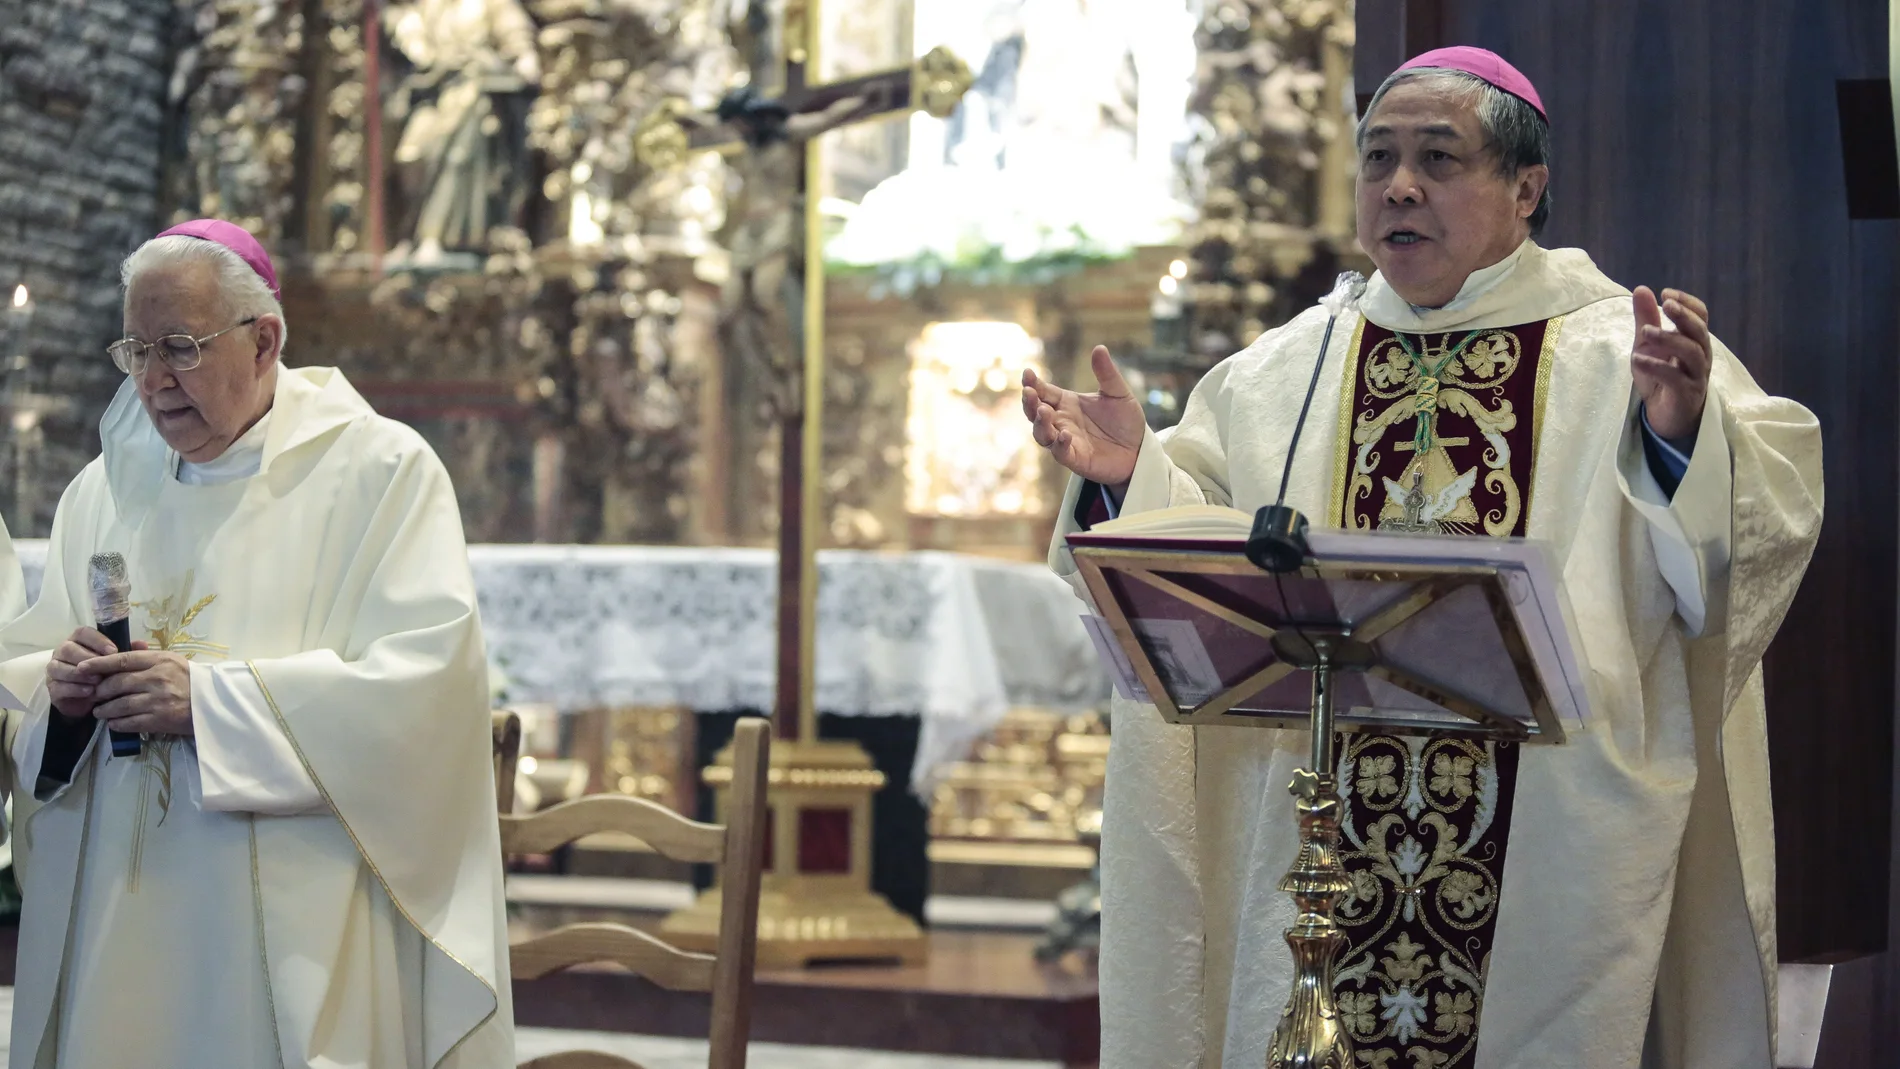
[{"xmin": 1324, "ymin": 316, "xmax": 1553, "ymax": 1066}]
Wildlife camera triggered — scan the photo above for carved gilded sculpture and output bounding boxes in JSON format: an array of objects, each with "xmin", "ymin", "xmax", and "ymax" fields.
[
  {"xmin": 1183, "ymin": 0, "xmax": 1356, "ymax": 352},
  {"xmin": 163, "ymin": 0, "xmax": 305, "ymax": 237},
  {"xmin": 519, "ymin": 0, "xmax": 733, "ymax": 542},
  {"xmin": 381, "ymin": 0, "xmax": 543, "ymax": 260}
]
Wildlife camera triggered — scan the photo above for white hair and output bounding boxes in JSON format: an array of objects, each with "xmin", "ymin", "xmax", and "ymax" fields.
[{"xmin": 120, "ymin": 235, "xmax": 288, "ymax": 352}]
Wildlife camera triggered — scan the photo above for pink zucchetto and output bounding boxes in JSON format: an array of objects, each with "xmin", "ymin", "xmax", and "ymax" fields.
[
  {"xmin": 1398, "ymin": 46, "xmax": 1546, "ymax": 121},
  {"xmin": 154, "ymin": 219, "xmax": 281, "ymax": 301}
]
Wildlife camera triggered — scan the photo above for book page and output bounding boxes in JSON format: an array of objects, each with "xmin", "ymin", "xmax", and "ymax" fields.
[{"xmin": 1088, "ymin": 504, "xmax": 1253, "ymax": 540}]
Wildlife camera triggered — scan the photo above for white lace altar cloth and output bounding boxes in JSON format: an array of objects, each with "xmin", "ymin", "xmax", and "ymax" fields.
[{"xmin": 12, "ymin": 542, "xmax": 1107, "ymax": 792}]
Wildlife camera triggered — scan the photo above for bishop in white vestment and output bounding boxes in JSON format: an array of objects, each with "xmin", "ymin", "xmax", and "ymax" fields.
[
  {"xmin": 0, "ymin": 221, "xmax": 512, "ymax": 1068},
  {"xmin": 1025, "ymin": 50, "xmax": 1823, "ymax": 1068}
]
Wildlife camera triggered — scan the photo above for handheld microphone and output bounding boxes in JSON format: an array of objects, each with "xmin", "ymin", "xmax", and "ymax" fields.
[
  {"xmin": 1246, "ymin": 271, "xmax": 1368, "ymax": 575},
  {"xmin": 87, "ymin": 552, "xmax": 142, "ymax": 758}
]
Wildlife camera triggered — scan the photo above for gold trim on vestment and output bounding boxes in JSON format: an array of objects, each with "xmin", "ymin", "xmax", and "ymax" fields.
[
  {"xmin": 1330, "ymin": 316, "xmax": 1370, "ymax": 529},
  {"xmin": 127, "ymin": 771, "xmax": 148, "ymax": 894},
  {"xmin": 247, "ymin": 663, "xmax": 500, "ymax": 1068},
  {"xmin": 249, "ymin": 817, "xmax": 288, "ymax": 1064},
  {"xmin": 1524, "ymin": 315, "xmax": 1565, "ymax": 529},
  {"xmin": 25, "ymin": 732, "xmax": 105, "ymax": 1068}
]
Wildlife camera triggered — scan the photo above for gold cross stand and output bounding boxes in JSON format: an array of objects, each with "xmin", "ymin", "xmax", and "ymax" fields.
[{"xmin": 654, "ymin": 2, "xmax": 972, "ymax": 968}]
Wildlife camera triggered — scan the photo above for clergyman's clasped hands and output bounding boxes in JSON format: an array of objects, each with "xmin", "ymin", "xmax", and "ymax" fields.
[{"xmin": 45, "ymin": 627, "xmax": 194, "ymax": 737}]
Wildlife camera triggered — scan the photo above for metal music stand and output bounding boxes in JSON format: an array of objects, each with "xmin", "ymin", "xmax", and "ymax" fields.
[{"xmin": 1067, "ymin": 522, "xmax": 1590, "ymax": 1069}]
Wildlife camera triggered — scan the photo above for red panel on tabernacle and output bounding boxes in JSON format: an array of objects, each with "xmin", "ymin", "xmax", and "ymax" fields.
[{"xmin": 797, "ymin": 808, "xmax": 852, "ymax": 874}]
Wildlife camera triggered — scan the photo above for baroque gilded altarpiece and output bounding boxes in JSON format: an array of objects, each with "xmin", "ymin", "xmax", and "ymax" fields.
[
  {"xmin": 160, "ymin": 0, "xmax": 1356, "ymax": 865},
  {"xmin": 166, "ymin": 0, "xmax": 732, "ymax": 545}
]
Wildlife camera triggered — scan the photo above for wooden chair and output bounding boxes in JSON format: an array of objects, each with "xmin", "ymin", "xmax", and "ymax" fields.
[
  {"xmin": 495, "ymin": 714, "xmax": 772, "ymax": 1069},
  {"xmin": 492, "ymin": 711, "xmax": 521, "ymax": 815}
]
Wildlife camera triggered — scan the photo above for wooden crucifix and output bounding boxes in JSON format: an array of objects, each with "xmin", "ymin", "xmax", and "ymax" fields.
[
  {"xmin": 647, "ymin": 1, "xmax": 971, "ymax": 967},
  {"xmin": 639, "ymin": 3, "xmax": 972, "ymax": 747}
]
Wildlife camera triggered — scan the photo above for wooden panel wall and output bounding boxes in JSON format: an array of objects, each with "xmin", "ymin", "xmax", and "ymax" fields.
[{"xmin": 1354, "ymin": 0, "xmax": 1900, "ymax": 1058}]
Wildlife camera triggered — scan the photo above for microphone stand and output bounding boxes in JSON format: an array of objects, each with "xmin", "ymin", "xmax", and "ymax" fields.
[{"xmin": 1242, "ymin": 272, "xmax": 1363, "ymax": 1069}]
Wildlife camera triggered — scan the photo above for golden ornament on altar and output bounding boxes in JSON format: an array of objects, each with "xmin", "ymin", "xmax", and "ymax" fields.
[
  {"xmin": 634, "ymin": 98, "xmax": 693, "ymax": 171},
  {"xmin": 912, "ymin": 46, "xmax": 975, "ymax": 120},
  {"xmin": 664, "ymin": 736, "xmax": 925, "ymax": 968}
]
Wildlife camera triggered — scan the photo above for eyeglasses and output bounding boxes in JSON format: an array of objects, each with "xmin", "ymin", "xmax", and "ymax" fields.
[{"xmin": 108, "ymin": 317, "xmax": 258, "ymax": 375}]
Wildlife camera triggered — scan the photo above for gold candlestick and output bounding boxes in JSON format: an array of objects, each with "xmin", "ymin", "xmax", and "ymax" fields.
[{"xmin": 1267, "ymin": 636, "xmax": 1353, "ymax": 1069}]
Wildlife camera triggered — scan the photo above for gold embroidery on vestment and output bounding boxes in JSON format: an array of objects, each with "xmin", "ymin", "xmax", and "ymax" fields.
[
  {"xmin": 1329, "ymin": 317, "xmax": 1370, "ymax": 529},
  {"xmin": 1349, "ymin": 329, "xmax": 1525, "ymax": 536},
  {"xmin": 1335, "ymin": 736, "xmax": 1504, "ymax": 1066},
  {"xmin": 1523, "ymin": 315, "xmax": 1565, "ymax": 530},
  {"xmin": 125, "ymin": 576, "xmax": 222, "ymax": 892},
  {"xmin": 249, "ymin": 816, "xmax": 288, "ymax": 1061},
  {"xmin": 138, "ymin": 573, "xmax": 228, "ymax": 660}
]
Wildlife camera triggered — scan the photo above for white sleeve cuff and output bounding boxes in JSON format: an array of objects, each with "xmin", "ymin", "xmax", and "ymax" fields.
[
  {"xmin": 1619, "ymin": 393, "xmax": 1733, "ymax": 637},
  {"xmin": 1119, "ymin": 425, "xmax": 1179, "ymax": 516},
  {"xmin": 191, "ymin": 660, "xmax": 326, "ymax": 816}
]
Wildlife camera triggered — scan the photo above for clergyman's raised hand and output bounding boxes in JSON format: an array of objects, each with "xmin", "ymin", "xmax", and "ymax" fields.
[
  {"xmin": 1021, "ymin": 345, "xmax": 1147, "ymax": 494},
  {"xmin": 1631, "ymin": 286, "xmax": 1712, "ymax": 441}
]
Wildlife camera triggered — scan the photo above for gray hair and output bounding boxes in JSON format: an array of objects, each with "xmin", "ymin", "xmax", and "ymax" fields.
[
  {"xmin": 120, "ymin": 235, "xmax": 288, "ymax": 352},
  {"xmin": 1357, "ymin": 66, "xmax": 1552, "ymax": 235}
]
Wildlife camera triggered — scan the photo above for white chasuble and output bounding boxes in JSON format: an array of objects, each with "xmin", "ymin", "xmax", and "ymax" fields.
[
  {"xmin": 1050, "ymin": 242, "xmax": 1823, "ymax": 1069},
  {"xmin": 0, "ymin": 366, "xmax": 513, "ymax": 1069}
]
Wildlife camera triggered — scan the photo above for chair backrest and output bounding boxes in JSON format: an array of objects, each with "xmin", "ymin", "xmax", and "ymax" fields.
[
  {"xmin": 499, "ymin": 717, "xmax": 772, "ymax": 1069},
  {"xmin": 492, "ymin": 711, "xmax": 521, "ymax": 815}
]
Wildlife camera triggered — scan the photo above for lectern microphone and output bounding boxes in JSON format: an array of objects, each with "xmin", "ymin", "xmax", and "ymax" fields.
[
  {"xmin": 1246, "ymin": 505, "xmax": 1310, "ymax": 574},
  {"xmin": 87, "ymin": 552, "xmax": 141, "ymax": 758},
  {"xmin": 1245, "ymin": 271, "xmax": 1366, "ymax": 575}
]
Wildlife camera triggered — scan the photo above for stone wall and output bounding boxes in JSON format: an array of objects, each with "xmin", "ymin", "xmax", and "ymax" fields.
[{"xmin": 0, "ymin": 0, "xmax": 174, "ymax": 535}]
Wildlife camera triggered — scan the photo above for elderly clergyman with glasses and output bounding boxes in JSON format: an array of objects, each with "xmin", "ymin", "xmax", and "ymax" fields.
[{"xmin": 0, "ymin": 220, "xmax": 514, "ymax": 1068}]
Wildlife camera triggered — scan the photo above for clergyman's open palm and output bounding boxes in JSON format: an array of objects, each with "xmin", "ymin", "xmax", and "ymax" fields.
[
  {"xmin": 1021, "ymin": 345, "xmax": 1147, "ymax": 490},
  {"xmin": 1630, "ymin": 286, "xmax": 1712, "ymax": 441}
]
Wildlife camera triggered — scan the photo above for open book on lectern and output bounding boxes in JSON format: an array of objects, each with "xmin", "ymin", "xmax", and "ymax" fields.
[{"xmin": 1067, "ymin": 505, "xmax": 1591, "ymax": 743}]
